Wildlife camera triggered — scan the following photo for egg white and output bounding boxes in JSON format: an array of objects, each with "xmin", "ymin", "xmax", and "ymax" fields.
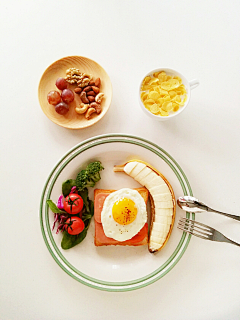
[{"xmin": 101, "ymin": 188, "xmax": 147, "ymax": 241}]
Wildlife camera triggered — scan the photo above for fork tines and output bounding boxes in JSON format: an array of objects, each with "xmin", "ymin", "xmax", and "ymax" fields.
[{"xmin": 178, "ymin": 217, "xmax": 213, "ymax": 240}]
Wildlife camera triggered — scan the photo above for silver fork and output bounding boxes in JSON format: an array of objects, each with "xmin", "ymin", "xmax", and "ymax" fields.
[{"xmin": 178, "ymin": 217, "xmax": 240, "ymax": 247}]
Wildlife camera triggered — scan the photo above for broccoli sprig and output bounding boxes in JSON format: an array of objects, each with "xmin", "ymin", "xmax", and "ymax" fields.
[
  {"xmin": 76, "ymin": 161, "xmax": 104, "ymax": 191},
  {"xmin": 86, "ymin": 161, "xmax": 104, "ymax": 182}
]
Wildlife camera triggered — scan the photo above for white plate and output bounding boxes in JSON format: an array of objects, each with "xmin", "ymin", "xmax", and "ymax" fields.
[{"xmin": 40, "ymin": 134, "xmax": 194, "ymax": 291}]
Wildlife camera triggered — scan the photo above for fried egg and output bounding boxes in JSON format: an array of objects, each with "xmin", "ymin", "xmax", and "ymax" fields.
[{"xmin": 101, "ymin": 188, "xmax": 147, "ymax": 241}]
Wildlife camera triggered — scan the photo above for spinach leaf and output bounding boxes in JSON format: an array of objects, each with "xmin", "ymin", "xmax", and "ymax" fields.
[
  {"xmin": 82, "ymin": 199, "xmax": 94, "ymax": 229},
  {"xmin": 82, "ymin": 214, "xmax": 92, "ymax": 221},
  {"xmin": 78, "ymin": 188, "xmax": 89, "ymax": 212},
  {"xmin": 89, "ymin": 199, "xmax": 94, "ymax": 216},
  {"xmin": 84, "ymin": 218, "xmax": 91, "ymax": 230},
  {"xmin": 47, "ymin": 200, "xmax": 66, "ymax": 214},
  {"xmin": 61, "ymin": 229, "xmax": 87, "ymax": 250},
  {"xmin": 62, "ymin": 179, "xmax": 76, "ymax": 197}
]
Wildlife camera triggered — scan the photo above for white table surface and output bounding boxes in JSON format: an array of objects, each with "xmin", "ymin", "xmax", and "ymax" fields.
[{"xmin": 1, "ymin": 0, "xmax": 240, "ymax": 319}]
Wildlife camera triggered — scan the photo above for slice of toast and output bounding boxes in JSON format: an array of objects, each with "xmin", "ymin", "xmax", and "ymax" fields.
[{"xmin": 94, "ymin": 188, "xmax": 149, "ymax": 246}]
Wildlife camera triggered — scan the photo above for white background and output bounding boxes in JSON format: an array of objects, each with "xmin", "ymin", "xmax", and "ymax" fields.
[{"xmin": 1, "ymin": 0, "xmax": 240, "ymax": 319}]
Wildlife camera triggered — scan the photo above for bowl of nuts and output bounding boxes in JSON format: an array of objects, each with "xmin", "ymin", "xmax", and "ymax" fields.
[
  {"xmin": 38, "ymin": 56, "xmax": 112, "ymax": 129},
  {"xmin": 139, "ymin": 68, "xmax": 199, "ymax": 121}
]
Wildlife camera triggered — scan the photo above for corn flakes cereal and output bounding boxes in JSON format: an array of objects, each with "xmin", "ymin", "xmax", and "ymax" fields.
[
  {"xmin": 148, "ymin": 91, "xmax": 160, "ymax": 100},
  {"xmin": 145, "ymin": 99, "xmax": 155, "ymax": 105},
  {"xmin": 173, "ymin": 103, "xmax": 180, "ymax": 112},
  {"xmin": 159, "ymin": 89, "xmax": 169, "ymax": 96},
  {"xmin": 159, "ymin": 109, "xmax": 169, "ymax": 116},
  {"xmin": 169, "ymin": 91, "xmax": 177, "ymax": 98},
  {"xmin": 143, "ymin": 76, "xmax": 151, "ymax": 84},
  {"xmin": 140, "ymin": 71, "xmax": 187, "ymax": 117},
  {"xmin": 163, "ymin": 95, "xmax": 171, "ymax": 102},
  {"xmin": 162, "ymin": 101, "xmax": 173, "ymax": 112},
  {"xmin": 157, "ymin": 98, "xmax": 164, "ymax": 106},
  {"xmin": 150, "ymin": 103, "xmax": 160, "ymax": 114},
  {"xmin": 141, "ymin": 92, "xmax": 148, "ymax": 101}
]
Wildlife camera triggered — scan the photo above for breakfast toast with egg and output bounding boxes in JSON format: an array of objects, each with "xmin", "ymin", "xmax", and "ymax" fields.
[{"xmin": 94, "ymin": 188, "xmax": 149, "ymax": 246}]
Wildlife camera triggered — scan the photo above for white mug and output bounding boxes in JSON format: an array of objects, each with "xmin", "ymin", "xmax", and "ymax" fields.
[{"xmin": 139, "ymin": 68, "xmax": 200, "ymax": 121}]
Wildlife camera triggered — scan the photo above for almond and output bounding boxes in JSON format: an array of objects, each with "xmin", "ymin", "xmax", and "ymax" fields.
[
  {"xmin": 83, "ymin": 86, "xmax": 92, "ymax": 92},
  {"xmin": 88, "ymin": 96, "xmax": 95, "ymax": 102},
  {"xmin": 87, "ymin": 91, "xmax": 96, "ymax": 96},
  {"xmin": 74, "ymin": 87, "xmax": 82, "ymax": 94},
  {"xmin": 92, "ymin": 86, "xmax": 100, "ymax": 94},
  {"xmin": 95, "ymin": 78, "xmax": 101, "ymax": 87}
]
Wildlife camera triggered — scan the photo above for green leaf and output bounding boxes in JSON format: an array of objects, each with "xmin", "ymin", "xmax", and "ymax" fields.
[
  {"xmin": 47, "ymin": 200, "xmax": 66, "ymax": 214},
  {"xmin": 84, "ymin": 218, "xmax": 92, "ymax": 230},
  {"xmin": 78, "ymin": 189, "xmax": 90, "ymax": 212},
  {"xmin": 80, "ymin": 199, "xmax": 94, "ymax": 230},
  {"xmin": 62, "ymin": 179, "xmax": 76, "ymax": 197},
  {"xmin": 82, "ymin": 214, "xmax": 92, "ymax": 221},
  {"xmin": 61, "ymin": 229, "xmax": 87, "ymax": 250},
  {"xmin": 89, "ymin": 200, "xmax": 94, "ymax": 216}
]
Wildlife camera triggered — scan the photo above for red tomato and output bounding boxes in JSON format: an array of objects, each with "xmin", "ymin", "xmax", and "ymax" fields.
[
  {"xmin": 63, "ymin": 194, "xmax": 83, "ymax": 214},
  {"xmin": 65, "ymin": 217, "xmax": 85, "ymax": 235}
]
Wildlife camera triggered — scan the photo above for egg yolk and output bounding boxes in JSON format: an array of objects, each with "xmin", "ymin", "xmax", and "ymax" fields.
[{"xmin": 112, "ymin": 198, "xmax": 137, "ymax": 225}]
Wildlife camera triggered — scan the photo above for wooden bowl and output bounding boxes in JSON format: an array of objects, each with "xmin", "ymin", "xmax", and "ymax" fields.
[{"xmin": 38, "ymin": 56, "xmax": 112, "ymax": 129}]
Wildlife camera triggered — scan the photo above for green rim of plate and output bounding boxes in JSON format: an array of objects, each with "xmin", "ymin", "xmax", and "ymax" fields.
[{"xmin": 39, "ymin": 134, "xmax": 194, "ymax": 292}]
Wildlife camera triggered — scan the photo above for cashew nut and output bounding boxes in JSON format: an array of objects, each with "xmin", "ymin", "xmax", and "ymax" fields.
[
  {"xmin": 80, "ymin": 91, "xmax": 89, "ymax": 104},
  {"xmin": 75, "ymin": 103, "xmax": 89, "ymax": 114},
  {"xmin": 85, "ymin": 107, "xmax": 96, "ymax": 120},
  {"xmin": 90, "ymin": 102, "xmax": 102, "ymax": 114},
  {"xmin": 95, "ymin": 92, "xmax": 104, "ymax": 103}
]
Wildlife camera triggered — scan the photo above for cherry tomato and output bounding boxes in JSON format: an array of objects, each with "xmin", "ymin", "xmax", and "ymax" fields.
[
  {"xmin": 63, "ymin": 194, "xmax": 83, "ymax": 214},
  {"xmin": 65, "ymin": 217, "xmax": 85, "ymax": 235}
]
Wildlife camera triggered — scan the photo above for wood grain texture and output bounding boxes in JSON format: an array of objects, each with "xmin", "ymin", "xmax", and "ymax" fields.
[{"xmin": 38, "ymin": 56, "xmax": 112, "ymax": 129}]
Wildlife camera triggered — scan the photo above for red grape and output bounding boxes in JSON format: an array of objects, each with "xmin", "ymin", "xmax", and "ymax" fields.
[
  {"xmin": 55, "ymin": 77, "xmax": 68, "ymax": 90},
  {"xmin": 61, "ymin": 89, "xmax": 74, "ymax": 103},
  {"xmin": 55, "ymin": 102, "xmax": 69, "ymax": 115},
  {"xmin": 47, "ymin": 90, "xmax": 61, "ymax": 105}
]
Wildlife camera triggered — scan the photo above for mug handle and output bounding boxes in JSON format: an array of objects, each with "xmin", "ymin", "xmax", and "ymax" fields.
[{"xmin": 189, "ymin": 79, "xmax": 200, "ymax": 90}]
